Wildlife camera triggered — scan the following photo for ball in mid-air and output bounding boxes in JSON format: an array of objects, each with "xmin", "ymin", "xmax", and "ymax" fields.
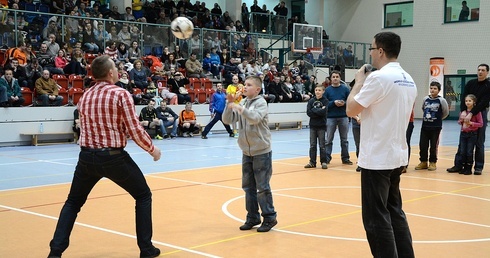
[{"xmin": 171, "ymin": 17, "xmax": 194, "ymax": 39}]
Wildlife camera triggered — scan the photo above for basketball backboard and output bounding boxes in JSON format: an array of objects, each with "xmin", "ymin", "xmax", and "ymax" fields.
[{"xmin": 291, "ymin": 23, "xmax": 323, "ymax": 53}]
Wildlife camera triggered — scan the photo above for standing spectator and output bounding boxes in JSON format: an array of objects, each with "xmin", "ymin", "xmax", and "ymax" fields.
[
  {"xmin": 346, "ymin": 31, "xmax": 416, "ymax": 258},
  {"xmin": 201, "ymin": 83, "xmax": 234, "ymax": 139},
  {"xmin": 273, "ymin": 1, "xmax": 288, "ymax": 35},
  {"xmin": 0, "ymin": 68, "xmax": 24, "ymax": 107},
  {"xmin": 156, "ymin": 100, "xmax": 179, "ymax": 139},
  {"xmin": 241, "ymin": 3, "xmax": 250, "ymax": 31},
  {"xmin": 35, "ymin": 70, "xmax": 63, "ymax": 106},
  {"xmin": 211, "ymin": 3, "xmax": 222, "ymax": 16},
  {"xmin": 132, "ymin": 0, "xmax": 144, "ymax": 20},
  {"xmin": 304, "ymin": 84, "xmax": 328, "ymax": 169},
  {"xmin": 222, "ymin": 75, "xmax": 278, "ymax": 233},
  {"xmin": 414, "ymin": 81, "xmax": 449, "ymax": 171},
  {"xmin": 452, "ymin": 94, "xmax": 483, "ymax": 175},
  {"xmin": 324, "ymin": 71, "xmax": 352, "ymax": 165},
  {"xmin": 447, "ymin": 64, "xmax": 490, "ymax": 175},
  {"xmin": 46, "ymin": 55, "xmax": 161, "ymax": 258}
]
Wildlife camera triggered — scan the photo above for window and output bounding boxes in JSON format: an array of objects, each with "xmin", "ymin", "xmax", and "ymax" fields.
[
  {"xmin": 445, "ymin": 0, "xmax": 480, "ymax": 23},
  {"xmin": 384, "ymin": 1, "xmax": 413, "ymax": 28}
]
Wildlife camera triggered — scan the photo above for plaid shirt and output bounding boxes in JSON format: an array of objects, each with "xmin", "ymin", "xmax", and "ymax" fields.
[{"xmin": 78, "ymin": 82, "xmax": 155, "ymax": 154}]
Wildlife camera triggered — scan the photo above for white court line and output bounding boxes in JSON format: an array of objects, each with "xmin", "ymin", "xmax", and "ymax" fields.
[{"xmin": 0, "ymin": 204, "xmax": 221, "ymax": 257}]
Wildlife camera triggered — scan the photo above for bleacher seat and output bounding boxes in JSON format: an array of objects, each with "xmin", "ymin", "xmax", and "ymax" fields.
[
  {"xmin": 189, "ymin": 77, "xmax": 201, "ymax": 89},
  {"xmin": 194, "ymin": 88, "xmax": 207, "ymax": 104},
  {"xmin": 201, "ymin": 78, "xmax": 213, "ymax": 89},
  {"xmin": 52, "ymin": 74, "xmax": 69, "ymax": 90},
  {"xmin": 69, "ymin": 88, "xmax": 84, "ymax": 105},
  {"xmin": 21, "ymin": 87, "xmax": 33, "ymax": 106},
  {"xmin": 69, "ymin": 74, "xmax": 84, "ymax": 89}
]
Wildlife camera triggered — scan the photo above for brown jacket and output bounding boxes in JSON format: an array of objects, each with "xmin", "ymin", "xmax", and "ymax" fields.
[{"xmin": 35, "ymin": 77, "xmax": 59, "ymax": 96}]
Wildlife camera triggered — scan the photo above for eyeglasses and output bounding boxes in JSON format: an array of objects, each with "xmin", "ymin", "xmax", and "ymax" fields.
[{"xmin": 369, "ymin": 47, "xmax": 381, "ymax": 51}]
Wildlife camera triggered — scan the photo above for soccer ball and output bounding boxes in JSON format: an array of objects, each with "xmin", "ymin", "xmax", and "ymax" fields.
[{"xmin": 170, "ymin": 17, "xmax": 194, "ymax": 39}]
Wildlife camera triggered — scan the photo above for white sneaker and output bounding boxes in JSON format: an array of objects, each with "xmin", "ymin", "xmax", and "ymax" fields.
[
  {"xmin": 183, "ymin": 132, "xmax": 189, "ymax": 137},
  {"xmin": 189, "ymin": 132, "xmax": 194, "ymax": 137}
]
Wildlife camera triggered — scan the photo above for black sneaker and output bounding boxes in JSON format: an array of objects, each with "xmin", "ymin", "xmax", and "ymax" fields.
[
  {"xmin": 140, "ymin": 247, "xmax": 160, "ymax": 258},
  {"xmin": 447, "ymin": 166, "xmax": 462, "ymax": 173},
  {"xmin": 201, "ymin": 135, "xmax": 208, "ymax": 139},
  {"xmin": 257, "ymin": 219, "xmax": 277, "ymax": 232},
  {"xmin": 229, "ymin": 132, "xmax": 235, "ymax": 137},
  {"xmin": 474, "ymin": 169, "xmax": 482, "ymax": 175},
  {"xmin": 163, "ymin": 134, "xmax": 170, "ymax": 139},
  {"xmin": 342, "ymin": 160, "xmax": 353, "ymax": 165},
  {"xmin": 356, "ymin": 166, "xmax": 362, "ymax": 172},
  {"xmin": 239, "ymin": 221, "xmax": 261, "ymax": 230}
]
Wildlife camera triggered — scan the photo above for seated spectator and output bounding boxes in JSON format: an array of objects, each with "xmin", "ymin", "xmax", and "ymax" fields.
[
  {"xmin": 104, "ymin": 41, "xmax": 118, "ymax": 62},
  {"xmin": 68, "ymin": 48, "xmax": 87, "ymax": 75},
  {"xmin": 155, "ymin": 100, "xmax": 179, "ymax": 139},
  {"xmin": 0, "ymin": 68, "xmax": 24, "ymax": 107},
  {"xmin": 202, "ymin": 51, "xmax": 217, "ymax": 78},
  {"xmin": 246, "ymin": 59, "xmax": 260, "ymax": 77},
  {"xmin": 179, "ymin": 102, "xmax": 197, "ymax": 137},
  {"xmin": 185, "ymin": 52, "xmax": 206, "ymax": 78},
  {"xmin": 82, "ymin": 23, "xmax": 99, "ymax": 53},
  {"xmin": 230, "ymin": 34, "xmax": 244, "ymax": 53},
  {"xmin": 116, "ymin": 42, "xmax": 129, "ymax": 63},
  {"xmin": 116, "ymin": 72, "xmax": 131, "ymax": 90},
  {"xmin": 42, "ymin": 20, "xmax": 59, "ymax": 42},
  {"xmin": 25, "ymin": 58, "xmax": 43, "ymax": 91},
  {"xmin": 94, "ymin": 23, "xmax": 110, "ymax": 50},
  {"xmin": 122, "ymin": 7, "xmax": 136, "ymax": 21},
  {"xmin": 304, "ymin": 74, "xmax": 318, "ymax": 97},
  {"xmin": 108, "ymin": 25, "xmax": 121, "ymax": 43},
  {"xmin": 268, "ymin": 76, "xmax": 283, "ymax": 103},
  {"xmin": 54, "ymin": 49, "xmax": 70, "ymax": 74},
  {"xmin": 258, "ymin": 72, "xmax": 276, "ymax": 103},
  {"xmin": 163, "ymin": 53, "xmax": 180, "ymax": 76},
  {"xmin": 173, "ymin": 45, "xmax": 186, "ymax": 66},
  {"xmin": 138, "ymin": 99, "xmax": 163, "ymax": 139},
  {"xmin": 128, "ymin": 41, "xmax": 142, "ymax": 63},
  {"xmin": 236, "ymin": 59, "xmax": 248, "ymax": 82},
  {"xmin": 167, "ymin": 71, "xmax": 191, "ymax": 104},
  {"xmin": 189, "ymin": 34, "xmax": 201, "ymax": 54},
  {"xmin": 343, "ymin": 45, "xmax": 354, "ymax": 66},
  {"xmin": 161, "ymin": 46, "xmax": 171, "ymax": 63},
  {"xmin": 6, "ymin": 42, "xmax": 28, "ymax": 67},
  {"xmin": 129, "ymin": 59, "xmax": 150, "ymax": 91},
  {"xmin": 159, "ymin": 81, "xmax": 178, "ymax": 105},
  {"xmin": 293, "ymin": 75, "xmax": 310, "ymax": 102},
  {"xmin": 282, "ymin": 75, "xmax": 302, "ymax": 102},
  {"xmin": 118, "ymin": 25, "xmax": 132, "ymax": 48},
  {"xmin": 230, "ymin": 49, "xmax": 244, "ymax": 65},
  {"xmin": 35, "ymin": 70, "xmax": 63, "ymax": 106}
]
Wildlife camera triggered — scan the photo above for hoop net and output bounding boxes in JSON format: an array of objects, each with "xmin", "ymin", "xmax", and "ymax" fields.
[{"xmin": 306, "ymin": 47, "xmax": 322, "ymax": 60}]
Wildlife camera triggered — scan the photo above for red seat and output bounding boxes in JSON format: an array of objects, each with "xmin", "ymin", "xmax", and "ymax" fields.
[
  {"xmin": 85, "ymin": 53, "xmax": 97, "ymax": 64},
  {"xmin": 86, "ymin": 64, "xmax": 93, "ymax": 77},
  {"xmin": 205, "ymin": 88, "xmax": 216, "ymax": 101},
  {"xmin": 20, "ymin": 87, "xmax": 33, "ymax": 106},
  {"xmin": 52, "ymin": 74, "xmax": 69, "ymax": 90},
  {"xmin": 201, "ymin": 77, "xmax": 213, "ymax": 89},
  {"xmin": 189, "ymin": 77, "xmax": 202, "ymax": 89},
  {"xmin": 69, "ymin": 87, "xmax": 84, "ymax": 105},
  {"xmin": 69, "ymin": 74, "xmax": 84, "ymax": 89},
  {"xmin": 57, "ymin": 87, "xmax": 69, "ymax": 106},
  {"xmin": 194, "ymin": 88, "xmax": 207, "ymax": 104}
]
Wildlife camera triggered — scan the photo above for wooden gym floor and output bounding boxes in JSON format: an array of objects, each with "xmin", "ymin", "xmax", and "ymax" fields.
[{"xmin": 0, "ymin": 120, "xmax": 489, "ymax": 257}]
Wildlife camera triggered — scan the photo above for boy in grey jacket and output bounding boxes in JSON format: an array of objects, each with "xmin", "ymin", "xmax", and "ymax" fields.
[{"xmin": 223, "ymin": 75, "xmax": 278, "ymax": 233}]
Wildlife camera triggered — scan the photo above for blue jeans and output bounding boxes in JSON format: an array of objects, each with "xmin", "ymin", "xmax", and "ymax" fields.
[
  {"xmin": 38, "ymin": 94, "xmax": 63, "ymax": 106},
  {"xmin": 454, "ymin": 108, "xmax": 487, "ymax": 170},
  {"xmin": 49, "ymin": 150, "xmax": 155, "ymax": 257},
  {"xmin": 361, "ymin": 167, "xmax": 414, "ymax": 258},
  {"xmin": 202, "ymin": 112, "xmax": 233, "ymax": 136},
  {"xmin": 325, "ymin": 117, "xmax": 350, "ymax": 162},
  {"xmin": 456, "ymin": 131, "xmax": 478, "ymax": 166},
  {"xmin": 242, "ymin": 151, "xmax": 276, "ymax": 223},
  {"xmin": 160, "ymin": 118, "xmax": 178, "ymax": 136},
  {"xmin": 309, "ymin": 127, "xmax": 326, "ymax": 165}
]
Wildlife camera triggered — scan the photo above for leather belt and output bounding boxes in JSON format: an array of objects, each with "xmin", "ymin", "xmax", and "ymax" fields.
[{"xmin": 81, "ymin": 147, "xmax": 124, "ymax": 155}]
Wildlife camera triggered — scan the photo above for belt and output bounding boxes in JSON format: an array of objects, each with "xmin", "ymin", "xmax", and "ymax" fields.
[{"xmin": 81, "ymin": 147, "xmax": 124, "ymax": 155}]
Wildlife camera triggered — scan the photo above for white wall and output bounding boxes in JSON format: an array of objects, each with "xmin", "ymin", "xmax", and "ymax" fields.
[{"xmin": 325, "ymin": 0, "xmax": 490, "ymax": 118}]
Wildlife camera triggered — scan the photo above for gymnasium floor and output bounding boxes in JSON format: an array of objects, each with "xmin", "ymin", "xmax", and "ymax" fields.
[{"xmin": 1, "ymin": 120, "xmax": 489, "ymax": 257}]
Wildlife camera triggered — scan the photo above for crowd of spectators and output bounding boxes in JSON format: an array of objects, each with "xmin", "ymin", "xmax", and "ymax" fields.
[{"xmin": 0, "ymin": 0, "xmax": 330, "ymax": 108}]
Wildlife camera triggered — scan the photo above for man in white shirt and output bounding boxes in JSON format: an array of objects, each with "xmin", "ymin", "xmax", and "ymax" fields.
[{"xmin": 346, "ymin": 31, "xmax": 416, "ymax": 258}]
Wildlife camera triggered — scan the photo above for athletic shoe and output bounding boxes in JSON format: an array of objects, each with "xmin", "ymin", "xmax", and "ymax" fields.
[
  {"xmin": 257, "ymin": 219, "xmax": 277, "ymax": 232},
  {"xmin": 155, "ymin": 135, "xmax": 163, "ymax": 140},
  {"xmin": 415, "ymin": 162, "xmax": 428, "ymax": 170},
  {"xmin": 447, "ymin": 166, "xmax": 462, "ymax": 173},
  {"xmin": 304, "ymin": 163, "xmax": 316, "ymax": 168},
  {"xmin": 239, "ymin": 221, "xmax": 261, "ymax": 230},
  {"xmin": 428, "ymin": 162, "xmax": 437, "ymax": 171},
  {"xmin": 321, "ymin": 163, "xmax": 328, "ymax": 169}
]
